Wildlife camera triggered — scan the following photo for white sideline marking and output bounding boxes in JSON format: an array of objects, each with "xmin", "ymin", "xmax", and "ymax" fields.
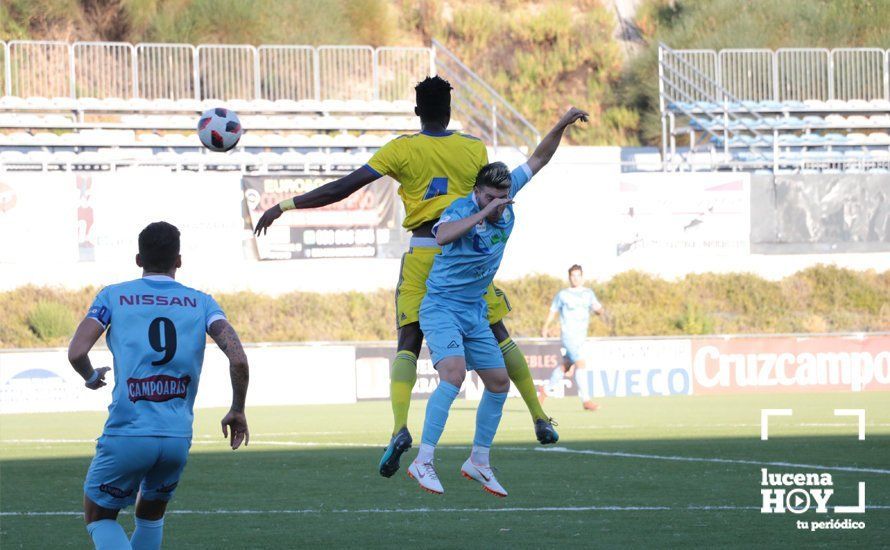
[
  {"xmin": 534, "ymin": 447, "xmax": 890, "ymax": 475},
  {"xmin": 3, "ymin": 505, "xmax": 889, "ymax": 517},
  {"xmin": 834, "ymin": 409, "xmax": 866, "ymax": 440},
  {"xmin": 761, "ymin": 409, "xmax": 793, "ymax": 440}
]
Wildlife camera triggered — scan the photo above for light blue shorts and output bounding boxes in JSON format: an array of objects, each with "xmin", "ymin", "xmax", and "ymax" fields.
[
  {"xmin": 561, "ymin": 339, "xmax": 586, "ymax": 365},
  {"xmin": 84, "ymin": 435, "xmax": 191, "ymax": 510},
  {"xmin": 419, "ymin": 294, "xmax": 505, "ymax": 371}
]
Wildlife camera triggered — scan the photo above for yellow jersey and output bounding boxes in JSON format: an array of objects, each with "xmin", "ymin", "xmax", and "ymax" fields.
[{"xmin": 364, "ymin": 130, "xmax": 488, "ymax": 230}]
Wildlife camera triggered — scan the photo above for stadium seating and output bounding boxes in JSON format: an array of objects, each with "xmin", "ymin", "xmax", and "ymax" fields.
[
  {"xmin": 659, "ymin": 45, "xmax": 890, "ymax": 172},
  {"xmin": 0, "ymin": 41, "xmax": 482, "ymax": 173}
]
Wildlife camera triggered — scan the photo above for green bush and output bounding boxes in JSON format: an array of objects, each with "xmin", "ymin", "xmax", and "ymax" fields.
[
  {"xmin": 26, "ymin": 301, "xmax": 76, "ymax": 343},
  {"xmin": 1, "ymin": 266, "xmax": 886, "ymax": 348}
]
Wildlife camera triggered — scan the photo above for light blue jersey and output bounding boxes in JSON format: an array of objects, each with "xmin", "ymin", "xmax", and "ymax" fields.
[
  {"xmin": 426, "ymin": 163, "xmax": 532, "ymax": 302},
  {"xmin": 551, "ymin": 287, "xmax": 602, "ymax": 344},
  {"xmin": 86, "ymin": 275, "xmax": 225, "ymax": 438}
]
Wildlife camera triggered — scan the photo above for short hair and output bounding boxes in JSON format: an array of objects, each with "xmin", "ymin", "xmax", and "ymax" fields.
[
  {"xmin": 475, "ymin": 162, "xmax": 511, "ymax": 190},
  {"xmin": 415, "ymin": 76, "xmax": 452, "ymax": 121},
  {"xmin": 138, "ymin": 221, "xmax": 180, "ymax": 272},
  {"xmin": 568, "ymin": 264, "xmax": 583, "ymax": 275}
]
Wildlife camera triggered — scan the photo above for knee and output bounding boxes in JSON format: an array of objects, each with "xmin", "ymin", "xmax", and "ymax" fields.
[
  {"xmin": 437, "ymin": 363, "xmax": 465, "ymax": 387},
  {"xmin": 485, "ymin": 372, "xmax": 511, "ymax": 394}
]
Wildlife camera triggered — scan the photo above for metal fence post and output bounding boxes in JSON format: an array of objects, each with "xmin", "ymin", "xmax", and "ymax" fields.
[
  {"xmin": 69, "ymin": 43, "xmax": 76, "ymax": 97},
  {"xmin": 313, "ymin": 47, "xmax": 321, "ymax": 101},
  {"xmin": 193, "ymin": 46, "xmax": 200, "ymax": 100},
  {"xmin": 3, "ymin": 42, "xmax": 10, "ymax": 96}
]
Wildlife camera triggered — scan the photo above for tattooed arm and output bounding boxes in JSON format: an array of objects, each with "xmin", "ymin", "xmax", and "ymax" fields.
[{"xmin": 209, "ymin": 319, "xmax": 250, "ymax": 449}]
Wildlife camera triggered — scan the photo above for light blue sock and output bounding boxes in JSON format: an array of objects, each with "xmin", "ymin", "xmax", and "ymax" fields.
[
  {"xmin": 86, "ymin": 519, "xmax": 129, "ymax": 550},
  {"xmin": 575, "ymin": 369, "xmax": 592, "ymax": 401},
  {"xmin": 547, "ymin": 367, "xmax": 565, "ymax": 392},
  {"xmin": 130, "ymin": 516, "xmax": 164, "ymax": 550},
  {"xmin": 473, "ymin": 390, "xmax": 508, "ymax": 448},
  {"xmin": 421, "ymin": 380, "xmax": 460, "ymax": 447}
]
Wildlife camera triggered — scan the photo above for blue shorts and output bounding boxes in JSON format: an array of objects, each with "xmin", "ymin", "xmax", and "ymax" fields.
[
  {"xmin": 84, "ymin": 435, "xmax": 191, "ymax": 510},
  {"xmin": 419, "ymin": 294, "xmax": 505, "ymax": 371},
  {"xmin": 561, "ymin": 339, "xmax": 586, "ymax": 365}
]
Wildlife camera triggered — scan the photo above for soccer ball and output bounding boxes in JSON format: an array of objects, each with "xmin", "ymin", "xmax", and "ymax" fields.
[{"xmin": 197, "ymin": 108, "xmax": 243, "ymax": 152}]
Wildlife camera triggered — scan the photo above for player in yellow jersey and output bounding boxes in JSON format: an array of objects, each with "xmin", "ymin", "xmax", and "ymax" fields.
[{"xmin": 253, "ymin": 77, "xmax": 558, "ymax": 478}]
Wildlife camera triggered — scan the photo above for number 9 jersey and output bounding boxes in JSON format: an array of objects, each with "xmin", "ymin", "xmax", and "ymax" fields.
[{"xmin": 86, "ymin": 275, "xmax": 226, "ymax": 438}]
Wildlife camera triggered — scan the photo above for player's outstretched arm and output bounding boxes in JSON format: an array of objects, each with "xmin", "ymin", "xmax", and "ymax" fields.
[
  {"xmin": 68, "ymin": 319, "xmax": 111, "ymax": 390},
  {"xmin": 209, "ymin": 319, "xmax": 250, "ymax": 450},
  {"xmin": 435, "ymin": 197, "xmax": 513, "ymax": 246},
  {"xmin": 527, "ymin": 107, "xmax": 589, "ymax": 175},
  {"xmin": 253, "ymin": 167, "xmax": 380, "ymax": 236}
]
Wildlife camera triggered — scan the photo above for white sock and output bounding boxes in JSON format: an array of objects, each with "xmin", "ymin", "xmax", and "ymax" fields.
[
  {"xmin": 471, "ymin": 445, "xmax": 491, "ymax": 467},
  {"xmin": 416, "ymin": 443, "xmax": 436, "ymax": 463}
]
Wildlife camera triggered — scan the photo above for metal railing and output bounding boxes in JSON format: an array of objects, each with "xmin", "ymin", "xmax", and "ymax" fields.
[
  {"xmin": 258, "ymin": 45, "xmax": 315, "ymax": 101},
  {"xmin": 136, "ymin": 43, "xmax": 195, "ymax": 100},
  {"xmin": 0, "ymin": 39, "xmax": 538, "ymax": 153},
  {"xmin": 0, "ymin": 40, "xmax": 436, "ymax": 102},
  {"xmin": 660, "ymin": 46, "xmax": 890, "ymax": 102},
  {"xmin": 431, "ymin": 38, "xmax": 540, "ymax": 153},
  {"xmin": 659, "ymin": 43, "xmax": 773, "ymax": 170}
]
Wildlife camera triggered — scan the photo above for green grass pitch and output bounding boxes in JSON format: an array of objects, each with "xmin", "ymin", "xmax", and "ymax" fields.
[{"xmin": 1, "ymin": 392, "xmax": 888, "ymax": 548}]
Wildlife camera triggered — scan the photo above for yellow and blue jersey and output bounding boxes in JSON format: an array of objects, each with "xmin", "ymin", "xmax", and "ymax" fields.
[
  {"xmin": 425, "ymin": 164, "xmax": 533, "ymax": 303},
  {"xmin": 363, "ymin": 130, "xmax": 488, "ymax": 230},
  {"xmin": 86, "ymin": 275, "xmax": 226, "ymax": 438}
]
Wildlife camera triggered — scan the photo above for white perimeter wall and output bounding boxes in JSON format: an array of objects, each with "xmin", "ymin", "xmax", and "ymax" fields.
[{"xmin": 1, "ymin": 146, "xmax": 888, "ymax": 295}]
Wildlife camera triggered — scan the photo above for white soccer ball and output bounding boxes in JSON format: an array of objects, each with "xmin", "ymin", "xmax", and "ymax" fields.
[{"xmin": 197, "ymin": 107, "xmax": 243, "ymax": 152}]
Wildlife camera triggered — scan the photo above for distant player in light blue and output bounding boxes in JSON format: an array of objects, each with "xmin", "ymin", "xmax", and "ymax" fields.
[
  {"xmin": 541, "ymin": 264, "xmax": 609, "ymax": 411},
  {"xmin": 67, "ymin": 221, "xmax": 250, "ymax": 550},
  {"xmin": 407, "ymin": 107, "xmax": 589, "ymax": 497}
]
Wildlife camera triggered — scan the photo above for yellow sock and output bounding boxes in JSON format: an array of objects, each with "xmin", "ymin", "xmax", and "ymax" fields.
[
  {"xmin": 500, "ymin": 338, "xmax": 548, "ymax": 421},
  {"xmin": 390, "ymin": 350, "xmax": 418, "ymax": 435}
]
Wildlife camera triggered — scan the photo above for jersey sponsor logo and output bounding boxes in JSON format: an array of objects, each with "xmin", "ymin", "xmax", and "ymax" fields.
[
  {"xmin": 99, "ymin": 484, "xmax": 134, "ymax": 499},
  {"xmin": 119, "ymin": 294, "xmax": 198, "ymax": 307},
  {"xmin": 127, "ymin": 374, "xmax": 191, "ymax": 403},
  {"xmin": 490, "ymin": 230, "xmax": 507, "ymax": 245}
]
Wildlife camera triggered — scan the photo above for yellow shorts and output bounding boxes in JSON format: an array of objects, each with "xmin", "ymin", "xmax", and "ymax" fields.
[{"xmin": 395, "ymin": 245, "xmax": 511, "ymax": 329}]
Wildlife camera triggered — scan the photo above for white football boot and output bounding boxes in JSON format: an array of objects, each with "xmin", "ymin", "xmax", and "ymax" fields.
[
  {"xmin": 460, "ymin": 458, "xmax": 507, "ymax": 497},
  {"xmin": 407, "ymin": 459, "xmax": 444, "ymax": 495}
]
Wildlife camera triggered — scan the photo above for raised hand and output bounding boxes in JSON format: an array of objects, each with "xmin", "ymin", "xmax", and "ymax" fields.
[{"xmin": 560, "ymin": 107, "xmax": 589, "ymax": 127}]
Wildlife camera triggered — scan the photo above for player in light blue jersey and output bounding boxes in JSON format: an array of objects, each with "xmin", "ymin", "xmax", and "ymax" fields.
[
  {"xmin": 407, "ymin": 107, "xmax": 588, "ymax": 497},
  {"xmin": 67, "ymin": 221, "xmax": 250, "ymax": 550},
  {"xmin": 541, "ymin": 264, "xmax": 610, "ymax": 410}
]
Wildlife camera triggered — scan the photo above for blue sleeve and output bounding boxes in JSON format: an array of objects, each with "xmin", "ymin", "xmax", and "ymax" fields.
[
  {"xmin": 86, "ymin": 287, "xmax": 113, "ymax": 329},
  {"xmin": 204, "ymin": 294, "xmax": 227, "ymax": 331},
  {"xmin": 550, "ymin": 292, "xmax": 562, "ymax": 313},
  {"xmin": 509, "ymin": 163, "xmax": 533, "ymax": 198},
  {"xmin": 432, "ymin": 198, "xmax": 473, "ymax": 237},
  {"xmin": 588, "ymin": 289, "xmax": 602, "ymax": 311}
]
